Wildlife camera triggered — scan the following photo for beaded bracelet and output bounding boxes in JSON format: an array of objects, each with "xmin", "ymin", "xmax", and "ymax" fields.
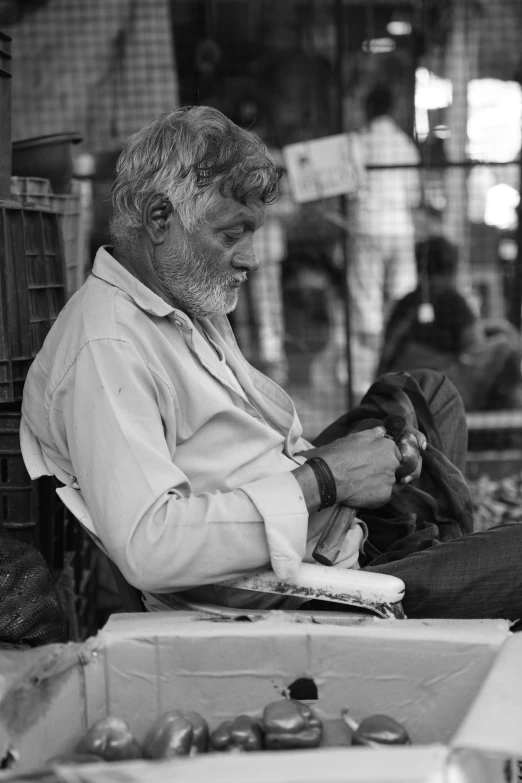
[{"xmin": 306, "ymin": 457, "xmax": 337, "ymax": 510}]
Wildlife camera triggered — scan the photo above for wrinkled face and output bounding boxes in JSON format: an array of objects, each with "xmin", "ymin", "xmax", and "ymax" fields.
[{"xmin": 152, "ymin": 195, "xmax": 265, "ymax": 318}]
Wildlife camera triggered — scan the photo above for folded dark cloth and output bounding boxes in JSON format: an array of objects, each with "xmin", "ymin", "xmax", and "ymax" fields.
[{"xmin": 314, "ymin": 370, "xmax": 474, "ymax": 565}]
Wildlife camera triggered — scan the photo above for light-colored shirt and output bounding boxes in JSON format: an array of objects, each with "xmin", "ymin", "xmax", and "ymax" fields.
[
  {"xmin": 352, "ymin": 116, "xmax": 421, "ymax": 236},
  {"xmin": 192, "ymin": 320, "xmax": 248, "ymax": 401},
  {"xmin": 22, "ymin": 248, "xmax": 364, "ymax": 600}
]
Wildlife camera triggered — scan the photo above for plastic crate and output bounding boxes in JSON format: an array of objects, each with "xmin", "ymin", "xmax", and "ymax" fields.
[
  {"xmin": 0, "ymin": 200, "xmax": 65, "ymax": 401},
  {"xmin": 74, "ymin": 546, "xmax": 99, "ymax": 639},
  {"xmin": 55, "ymin": 509, "xmax": 99, "ymax": 640},
  {"xmin": 36, "ymin": 470, "xmax": 67, "ymax": 570},
  {"xmin": 10, "ymin": 177, "xmax": 86, "ymax": 298},
  {"xmin": 0, "ymin": 403, "xmax": 100, "ymax": 638},
  {"xmin": 0, "ymin": 407, "xmax": 76, "ymax": 567},
  {"xmin": 0, "ymin": 408, "xmax": 38, "ymax": 547},
  {"xmin": 10, "ymin": 176, "xmax": 51, "ymax": 204}
]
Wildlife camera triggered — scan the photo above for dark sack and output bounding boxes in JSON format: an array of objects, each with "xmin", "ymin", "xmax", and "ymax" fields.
[{"xmin": 0, "ymin": 531, "xmax": 68, "ymax": 647}]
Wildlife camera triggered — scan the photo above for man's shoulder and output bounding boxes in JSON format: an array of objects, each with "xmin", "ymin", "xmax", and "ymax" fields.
[
  {"xmin": 33, "ymin": 274, "xmax": 157, "ymax": 381},
  {"xmin": 62, "ymin": 273, "xmax": 141, "ymax": 343}
]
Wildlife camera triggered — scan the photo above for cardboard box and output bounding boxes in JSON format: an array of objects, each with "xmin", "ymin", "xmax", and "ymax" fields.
[{"xmin": 1, "ymin": 613, "xmax": 521, "ymax": 782}]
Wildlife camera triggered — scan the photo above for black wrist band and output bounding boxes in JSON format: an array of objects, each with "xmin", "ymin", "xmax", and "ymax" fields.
[{"xmin": 306, "ymin": 457, "xmax": 337, "ymax": 510}]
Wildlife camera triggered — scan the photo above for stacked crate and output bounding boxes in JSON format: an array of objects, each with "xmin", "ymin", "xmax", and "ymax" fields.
[
  {"xmin": 0, "ymin": 406, "xmax": 37, "ymax": 546},
  {"xmin": 0, "ymin": 202, "xmax": 65, "ymax": 399},
  {"xmin": 0, "ymin": 198, "xmax": 97, "ymax": 639},
  {"xmin": 0, "ymin": 198, "xmax": 65, "ymax": 556},
  {"xmin": 0, "ymin": 32, "xmax": 11, "ymax": 198},
  {"xmin": 10, "ymin": 176, "xmax": 87, "ymax": 298}
]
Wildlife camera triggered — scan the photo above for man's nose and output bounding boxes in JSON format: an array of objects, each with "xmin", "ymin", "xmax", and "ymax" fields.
[{"xmin": 231, "ymin": 237, "xmax": 259, "ymax": 273}]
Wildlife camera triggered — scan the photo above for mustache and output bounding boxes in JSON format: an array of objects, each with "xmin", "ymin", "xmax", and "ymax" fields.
[{"xmin": 229, "ymin": 272, "xmax": 248, "ymax": 284}]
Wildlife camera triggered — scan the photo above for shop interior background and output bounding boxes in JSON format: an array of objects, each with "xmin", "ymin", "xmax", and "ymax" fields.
[{"xmin": 1, "ymin": 0, "xmax": 522, "ymax": 632}]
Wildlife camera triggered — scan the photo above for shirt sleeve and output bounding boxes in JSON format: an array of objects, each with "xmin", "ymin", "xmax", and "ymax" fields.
[{"xmin": 52, "ymin": 338, "xmax": 309, "ymax": 592}]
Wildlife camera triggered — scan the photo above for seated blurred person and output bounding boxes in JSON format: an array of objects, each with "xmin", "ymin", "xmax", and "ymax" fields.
[{"xmin": 377, "ymin": 236, "xmax": 522, "ymax": 411}]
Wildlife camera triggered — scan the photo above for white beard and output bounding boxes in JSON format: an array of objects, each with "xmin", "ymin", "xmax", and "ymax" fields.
[{"xmin": 152, "ymin": 238, "xmax": 246, "ymax": 318}]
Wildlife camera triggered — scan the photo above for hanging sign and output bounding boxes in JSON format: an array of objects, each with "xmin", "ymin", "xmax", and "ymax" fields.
[{"xmin": 282, "ymin": 133, "xmax": 362, "ymax": 204}]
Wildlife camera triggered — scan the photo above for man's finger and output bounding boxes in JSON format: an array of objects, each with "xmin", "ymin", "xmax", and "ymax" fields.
[
  {"xmin": 414, "ymin": 432, "xmax": 427, "ymax": 451},
  {"xmin": 410, "ymin": 428, "xmax": 427, "ymax": 451}
]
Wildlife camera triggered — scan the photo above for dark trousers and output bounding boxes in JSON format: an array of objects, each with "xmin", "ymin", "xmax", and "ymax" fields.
[
  {"xmin": 318, "ymin": 370, "xmax": 522, "ymax": 622},
  {"xmin": 366, "ymin": 522, "xmax": 522, "ymax": 620}
]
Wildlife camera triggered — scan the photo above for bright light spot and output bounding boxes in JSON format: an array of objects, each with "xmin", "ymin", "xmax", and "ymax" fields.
[
  {"xmin": 498, "ymin": 238, "xmax": 518, "ymax": 262},
  {"xmin": 415, "ymin": 68, "xmax": 452, "ymax": 110},
  {"xmin": 415, "ymin": 108, "xmax": 430, "ymax": 142},
  {"xmin": 468, "ymin": 166, "xmax": 496, "ymax": 223},
  {"xmin": 467, "ymin": 79, "xmax": 522, "ymax": 162},
  {"xmin": 74, "ymin": 153, "xmax": 95, "ymax": 177},
  {"xmin": 426, "ymin": 188, "xmax": 446, "ymax": 212},
  {"xmin": 387, "ymin": 20, "xmax": 412, "ymax": 36},
  {"xmin": 362, "ymin": 38, "xmax": 396, "ymax": 54},
  {"xmin": 484, "ymin": 183, "xmax": 520, "ymax": 230},
  {"xmin": 444, "ymin": 761, "xmax": 469, "ymax": 783},
  {"xmin": 416, "ymin": 67, "xmax": 431, "ymax": 85},
  {"xmin": 434, "ymin": 125, "xmax": 451, "ymax": 139}
]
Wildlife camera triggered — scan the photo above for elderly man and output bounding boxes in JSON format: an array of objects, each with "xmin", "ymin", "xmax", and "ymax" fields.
[{"xmin": 22, "ymin": 107, "xmax": 522, "ymax": 620}]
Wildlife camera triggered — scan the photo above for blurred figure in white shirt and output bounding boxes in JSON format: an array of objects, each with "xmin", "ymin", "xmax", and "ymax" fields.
[
  {"xmin": 348, "ymin": 85, "xmax": 421, "ymax": 400},
  {"xmin": 233, "ymin": 147, "xmax": 290, "ymax": 387}
]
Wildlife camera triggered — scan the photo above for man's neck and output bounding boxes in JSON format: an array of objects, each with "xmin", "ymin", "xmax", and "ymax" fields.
[
  {"xmin": 112, "ymin": 245, "xmax": 143, "ymax": 283},
  {"xmin": 112, "ymin": 243, "xmax": 182, "ymax": 312}
]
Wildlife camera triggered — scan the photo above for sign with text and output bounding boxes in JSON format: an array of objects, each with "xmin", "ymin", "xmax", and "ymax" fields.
[{"xmin": 283, "ymin": 133, "xmax": 362, "ymax": 204}]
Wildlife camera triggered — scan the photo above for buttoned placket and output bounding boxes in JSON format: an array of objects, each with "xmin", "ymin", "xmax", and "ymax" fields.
[
  {"xmin": 170, "ymin": 313, "xmax": 269, "ymax": 425},
  {"xmin": 203, "ymin": 316, "xmax": 309, "ymax": 463}
]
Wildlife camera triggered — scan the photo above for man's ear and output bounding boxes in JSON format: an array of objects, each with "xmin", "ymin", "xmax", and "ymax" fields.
[{"xmin": 142, "ymin": 194, "xmax": 175, "ymax": 244}]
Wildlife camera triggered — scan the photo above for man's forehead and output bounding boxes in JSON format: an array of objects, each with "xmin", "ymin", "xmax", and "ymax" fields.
[{"xmin": 206, "ymin": 196, "xmax": 266, "ymax": 228}]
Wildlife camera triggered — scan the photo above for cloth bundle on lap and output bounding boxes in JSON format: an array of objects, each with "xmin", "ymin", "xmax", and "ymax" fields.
[
  {"xmin": 0, "ymin": 526, "xmax": 68, "ymax": 648},
  {"xmin": 314, "ymin": 371, "xmax": 474, "ymax": 565}
]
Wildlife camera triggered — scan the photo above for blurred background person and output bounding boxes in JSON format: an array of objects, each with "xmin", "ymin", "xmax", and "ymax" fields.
[
  {"xmin": 377, "ymin": 235, "xmax": 522, "ymax": 412},
  {"xmin": 230, "ymin": 145, "xmax": 290, "ymax": 387},
  {"xmin": 348, "ymin": 84, "xmax": 422, "ymax": 401}
]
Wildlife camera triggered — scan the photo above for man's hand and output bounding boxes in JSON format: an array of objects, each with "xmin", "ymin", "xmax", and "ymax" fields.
[
  {"xmin": 316, "ymin": 427, "xmax": 402, "ymax": 507},
  {"xmin": 306, "ymin": 421, "xmax": 427, "ymax": 485},
  {"xmin": 306, "ymin": 427, "xmax": 401, "ymax": 509},
  {"xmin": 393, "ymin": 425, "xmax": 426, "ymax": 486}
]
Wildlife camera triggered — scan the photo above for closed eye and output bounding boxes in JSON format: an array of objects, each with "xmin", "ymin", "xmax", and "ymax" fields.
[{"xmin": 222, "ymin": 230, "xmax": 244, "ymax": 244}]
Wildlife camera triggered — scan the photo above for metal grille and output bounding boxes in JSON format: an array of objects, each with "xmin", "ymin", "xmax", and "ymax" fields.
[
  {"xmin": 3, "ymin": 0, "xmax": 522, "ymax": 544},
  {"xmin": 170, "ymin": 1, "xmax": 522, "ymax": 464}
]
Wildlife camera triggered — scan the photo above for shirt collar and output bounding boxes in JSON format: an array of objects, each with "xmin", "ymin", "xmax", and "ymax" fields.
[{"xmin": 92, "ymin": 246, "xmax": 176, "ymax": 318}]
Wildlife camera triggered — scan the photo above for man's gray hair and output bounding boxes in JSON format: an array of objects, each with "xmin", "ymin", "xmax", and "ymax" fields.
[{"xmin": 110, "ymin": 106, "xmax": 282, "ymax": 246}]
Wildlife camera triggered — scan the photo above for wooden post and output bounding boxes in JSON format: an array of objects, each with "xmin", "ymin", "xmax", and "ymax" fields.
[
  {"xmin": 0, "ymin": 31, "xmax": 11, "ymax": 200},
  {"xmin": 442, "ymin": 0, "xmax": 479, "ymax": 292},
  {"xmin": 335, "ymin": 0, "xmax": 354, "ymax": 409}
]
